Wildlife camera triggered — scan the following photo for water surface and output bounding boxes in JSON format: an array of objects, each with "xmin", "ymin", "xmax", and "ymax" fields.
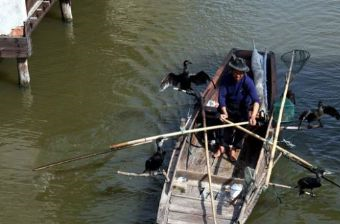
[{"xmin": 1, "ymin": 1, "xmax": 340, "ymax": 223}]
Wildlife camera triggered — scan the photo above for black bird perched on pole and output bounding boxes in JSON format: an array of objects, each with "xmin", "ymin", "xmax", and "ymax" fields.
[
  {"xmin": 160, "ymin": 60, "xmax": 216, "ymax": 94},
  {"xmin": 143, "ymin": 138, "xmax": 166, "ymax": 173},
  {"xmin": 296, "ymin": 174, "xmax": 321, "ymax": 197},
  {"xmin": 295, "ymin": 169, "xmax": 328, "ymax": 196},
  {"xmin": 298, "ymin": 101, "xmax": 340, "ymax": 129}
]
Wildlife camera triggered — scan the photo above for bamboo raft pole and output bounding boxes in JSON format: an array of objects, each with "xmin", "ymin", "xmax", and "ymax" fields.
[
  {"xmin": 265, "ymin": 50, "xmax": 295, "ymax": 187},
  {"xmin": 117, "ymin": 170, "xmax": 170, "ymax": 182},
  {"xmin": 201, "ymin": 97, "xmax": 217, "ymax": 224},
  {"xmin": 33, "ymin": 121, "xmax": 249, "ymax": 171}
]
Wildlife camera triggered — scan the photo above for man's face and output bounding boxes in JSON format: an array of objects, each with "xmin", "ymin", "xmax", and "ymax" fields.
[{"xmin": 232, "ymin": 70, "xmax": 244, "ymax": 82}]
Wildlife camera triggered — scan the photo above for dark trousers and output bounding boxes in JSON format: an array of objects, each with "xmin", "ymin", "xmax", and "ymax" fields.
[
  {"xmin": 205, "ymin": 107, "xmax": 247, "ymax": 149},
  {"xmin": 220, "ymin": 115, "xmax": 246, "ymax": 149},
  {"xmin": 215, "ymin": 108, "xmax": 247, "ymax": 149}
]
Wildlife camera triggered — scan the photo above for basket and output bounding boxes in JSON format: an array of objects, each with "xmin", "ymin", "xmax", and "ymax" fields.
[{"xmin": 273, "ymin": 98, "xmax": 295, "ymax": 123}]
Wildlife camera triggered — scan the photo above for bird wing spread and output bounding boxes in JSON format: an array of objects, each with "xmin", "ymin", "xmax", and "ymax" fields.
[
  {"xmin": 323, "ymin": 106, "xmax": 340, "ymax": 119},
  {"xmin": 160, "ymin": 73, "xmax": 180, "ymax": 91},
  {"xmin": 189, "ymin": 71, "xmax": 214, "ymax": 86}
]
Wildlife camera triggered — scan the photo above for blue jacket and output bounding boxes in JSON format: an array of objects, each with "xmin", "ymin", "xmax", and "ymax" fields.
[{"xmin": 218, "ymin": 73, "xmax": 259, "ymax": 118}]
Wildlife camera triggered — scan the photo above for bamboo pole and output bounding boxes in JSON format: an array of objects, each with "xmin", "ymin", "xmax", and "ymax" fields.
[
  {"xmin": 268, "ymin": 182, "xmax": 293, "ymax": 189},
  {"xmin": 33, "ymin": 121, "xmax": 249, "ymax": 171},
  {"xmin": 117, "ymin": 170, "xmax": 170, "ymax": 182},
  {"xmin": 201, "ymin": 99, "xmax": 217, "ymax": 224},
  {"xmin": 268, "ymin": 183, "xmax": 314, "ymax": 196},
  {"xmin": 223, "ymin": 119, "xmax": 314, "ymax": 170},
  {"xmin": 265, "ymin": 51, "xmax": 295, "ymax": 187},
  {"xmin": 109, "ymin": 121, "xmax": 249, "ymax": 150}
]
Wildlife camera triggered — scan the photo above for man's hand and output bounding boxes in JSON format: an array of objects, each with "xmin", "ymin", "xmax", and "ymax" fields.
[
  {"xmin": 219, "ymin": 113, "xmax": 228, "ymax": 123},
  {"xmin": 249, "ymin": 114, "xmax": 257, "ymax": 126}
]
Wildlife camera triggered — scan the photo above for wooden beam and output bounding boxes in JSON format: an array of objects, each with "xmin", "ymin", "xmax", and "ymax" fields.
[
  {"xmin": 25, "ymin": 0, "xmax": 57, "ymax": 36},
  {"xmin": 0, "ymin": 37, "xmax": 32, "ymax": 58}
]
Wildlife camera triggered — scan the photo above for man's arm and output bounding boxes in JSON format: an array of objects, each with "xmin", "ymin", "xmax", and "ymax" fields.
[
  {"xmin": 249, "ymin": 102, "xmax": 260, "ymax": 126},
  {"xmin": 218, "ymin": 81, "xmax": 229, "ymax": 122}
]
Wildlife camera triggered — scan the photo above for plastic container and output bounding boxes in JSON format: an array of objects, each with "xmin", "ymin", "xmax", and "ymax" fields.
[{"xmin": 273, "ymin": 98, "xmax": 295, "ymax": 123}]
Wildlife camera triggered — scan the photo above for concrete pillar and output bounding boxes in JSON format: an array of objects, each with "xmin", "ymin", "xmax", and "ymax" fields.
[
  {"xmin": 60, "ymin": 0, "xmax": 73, "ymax": 22},
  {"xmin": 17, "ymin": 58, "xmax": 30, "ymax": 87}
]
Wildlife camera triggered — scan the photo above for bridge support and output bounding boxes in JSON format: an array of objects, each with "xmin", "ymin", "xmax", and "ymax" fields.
[
  {"xmin": 17, "ymin": 58, "xmax": 30, "ymax": 87},
  {"xmin": 60, "ymin": 0, "xmax": 73, "ymax": 22}
]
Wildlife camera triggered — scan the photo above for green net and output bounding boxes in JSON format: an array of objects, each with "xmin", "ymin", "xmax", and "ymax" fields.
[{"xmin": 273, "ymin": 98, "xmax": 295, "ymax": 123}]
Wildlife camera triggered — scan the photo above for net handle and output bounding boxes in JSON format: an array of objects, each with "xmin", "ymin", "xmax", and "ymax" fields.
[{"xmin": 265, "ymin": 50, "xmax": 295, "ymax": 187}]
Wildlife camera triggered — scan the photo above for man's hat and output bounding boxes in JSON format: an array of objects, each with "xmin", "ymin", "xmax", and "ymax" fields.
[{"xmin": 229, "ymin": 55, "xmax": 249, "ymax": 72}]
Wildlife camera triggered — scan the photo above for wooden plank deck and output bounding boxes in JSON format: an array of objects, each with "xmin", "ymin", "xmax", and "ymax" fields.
[
  {"xmin": 167, "ymin": 210, "xmax": 233, "ymax": 224},
  {"xmin": 177, "ymin": 132, "xmax": 235, "ymax": 177},
  {"xmin": 0, "ymin": 37, "xmax": 32, "ymax": 58}
]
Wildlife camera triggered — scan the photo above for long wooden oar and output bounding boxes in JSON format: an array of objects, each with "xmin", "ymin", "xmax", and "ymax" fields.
[
  {"xmin": 33, "ymin": 121, "xmax": 249, "ymax": 171},
  {"xmin": 265, "ymin": 50, "xmax": 295, "ymax": 187},
  {"xmin": 224, "ymin": 119, "xmax": 340, "ymax": 188},
  {"xmin": 109, "ymin": 122, "xmax": 248, "ymax": 150},
  {"xmin": 201, "ymin": 98, "xmax": 217, "ymax": 224}
]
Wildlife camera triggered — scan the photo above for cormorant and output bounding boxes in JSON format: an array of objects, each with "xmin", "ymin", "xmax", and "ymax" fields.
[
  {"xmin": 160, "ymin": 60, "xmax": 215, "ymax": 93},
  {"xmin": 296, "ymin": 172, "xmax": 323, "ymax": 196},
  {"xmin": 143, "ymin": 138, "xmax": 166, "ymax": 173},
  {"xmin": 298, "ymin": 101, "xmax": 340, "ymax": 129}
]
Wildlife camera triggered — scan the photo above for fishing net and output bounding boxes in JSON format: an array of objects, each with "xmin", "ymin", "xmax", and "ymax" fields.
[
  {"xmin": 281, "ymin": 49, "xmax": 310, "ymax": 74},
  {"xmin": 273, "ymin": 50, "xmax": 310, "ymax": 123}
]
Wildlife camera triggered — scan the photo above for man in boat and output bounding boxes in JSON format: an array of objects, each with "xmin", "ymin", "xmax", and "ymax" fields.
[{"xmin": 213, "ymin": 56, "xmax": 260, "ymax": 161}]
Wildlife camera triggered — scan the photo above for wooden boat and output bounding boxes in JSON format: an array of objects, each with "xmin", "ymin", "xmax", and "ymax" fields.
[{"xmin": 157, "ymin": 48, "xmax": 278, "ymax": 224}]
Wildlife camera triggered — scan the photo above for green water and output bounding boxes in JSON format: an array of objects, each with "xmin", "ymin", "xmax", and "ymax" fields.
[{"xmin": 1, "ymin": 1, "xmax": 340, "ymax": 223}]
